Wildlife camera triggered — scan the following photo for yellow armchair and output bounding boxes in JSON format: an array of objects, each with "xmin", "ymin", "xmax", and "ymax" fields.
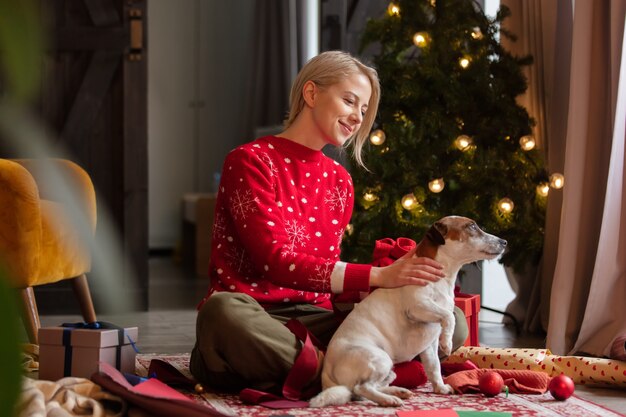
[{"xmin": 0, "ymin": 158, "xmax": 98, "ymax": 344}]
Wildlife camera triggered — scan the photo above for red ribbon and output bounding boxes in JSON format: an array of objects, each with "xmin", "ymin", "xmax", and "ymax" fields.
[
  {"xmin": 239, "ymin": 318, "xmax": 322, "ymax": 408},
  {"xmin": 282, "ymin": 319, "xmax": 322, "ymax": 401},
  {"xmin": 370, "ymin": 237, "xmax": 417, "ymax": 267}
]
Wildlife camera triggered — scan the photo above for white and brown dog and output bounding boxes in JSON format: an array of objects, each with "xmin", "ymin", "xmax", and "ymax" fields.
[{"xmin": 309, "ymin": 216, "xmax": 507, "ymax": 407}]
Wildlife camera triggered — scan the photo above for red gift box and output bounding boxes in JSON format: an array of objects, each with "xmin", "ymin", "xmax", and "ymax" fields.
[{"xmin": 454, "ymin": 293, "xmax": 480, "ymax": 346}]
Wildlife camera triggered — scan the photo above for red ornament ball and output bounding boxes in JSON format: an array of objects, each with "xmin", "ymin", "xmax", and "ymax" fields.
[
  {"xmin": 549, "ymin": 374, "xmax": 575, "ymax": 401},
  {"xmin": 479, "ymin": 371, "xmax": 505, "ymax": 397}
]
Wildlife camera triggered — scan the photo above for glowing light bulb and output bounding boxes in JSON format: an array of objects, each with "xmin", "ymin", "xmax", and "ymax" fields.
[
  {"xmin": 471, "ymin": 27, "xmax": 483, "ymax": 40},
  {"xmin": 387, "ymin": 2, "xmax": 400, "ymax": 16},
  {"xmin": 459, "ymin": 56, "xmax": 471, "ymax": 69},
  {"xmin": 363, "ymin": 191, "xmax": 376, "ymax": 202},
  {"xmin": 549, "ymin": 173, "xmax": 565, "ymax": 189},
  {"xmin": 412, "ymin": 32, "xmax": 429, "ymax": 48},
  {"xmin": 455, "ymin": 135, "xmax": 472, "ymax": 151},
  {"xmin": 428, "ymin": 178, "xmax": 445, "ymax": 193},
  {"xmin": 401, "ymin": 193, "xmax": 417, "ymax": 210},
  {"xmin": 369, "ymin": 129, "xmax": 386, "ymax": 145},
  {"xmin": 536, "ymin": 183, "xmax": 550, "ymax": 197},
  {"xmin": 345, "ymin": 224, "xmax": 354, "ymax": 235},
  {"xmin": 519, "ymin": 135, "xmax": 536, "ymax": 151},
  {"xmin": 498, "ymin": 198, "xmax": 514, "ymax": 213}
]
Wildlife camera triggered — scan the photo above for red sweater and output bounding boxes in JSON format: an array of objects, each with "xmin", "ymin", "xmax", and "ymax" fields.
[{"xmin": 200, "ymin": 136, "xmax": 372, "ymax": 310}]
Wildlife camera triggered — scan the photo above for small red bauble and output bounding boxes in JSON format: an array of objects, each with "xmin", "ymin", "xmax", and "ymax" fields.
[
  {"xmin": 549, "ymin": 374, "xmax": 575, "ymax": 401},
  {"xmin": 479, "ymin": 371, "xmax": 505, "ymax": 397}
]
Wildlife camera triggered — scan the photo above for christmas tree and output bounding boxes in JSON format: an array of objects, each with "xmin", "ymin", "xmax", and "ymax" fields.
[{"xmin": 343, "ymin": 0, "xmax": 561, "ymax": 272}]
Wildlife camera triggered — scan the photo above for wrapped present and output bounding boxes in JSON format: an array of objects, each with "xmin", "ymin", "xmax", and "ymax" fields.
[
  {"xmin": 454, "ymin": 292, "xmax": 480, "ymax": 346},
  {"xmin": 39, "ymin": 322, "xmax": 138, "ymax": 381},
  {"xmin": 444, "ymin": 346, "xmax": 626, "ymax": 387}
]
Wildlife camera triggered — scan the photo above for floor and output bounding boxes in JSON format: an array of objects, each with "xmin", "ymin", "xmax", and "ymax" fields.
[{"xmin": 37, "ymin": 256, "xmax": 626, "ymax": 415}]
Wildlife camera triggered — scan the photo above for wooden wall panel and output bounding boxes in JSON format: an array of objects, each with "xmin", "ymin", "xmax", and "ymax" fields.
[{"xmin": 17, "ymin": 0, "xmax": 149, "ymax": 313}]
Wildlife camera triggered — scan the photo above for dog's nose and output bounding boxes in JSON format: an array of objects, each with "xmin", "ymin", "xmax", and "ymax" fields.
[{"xmin": 499, "ymin": 239, "xmax": 507, "ymax": 246}]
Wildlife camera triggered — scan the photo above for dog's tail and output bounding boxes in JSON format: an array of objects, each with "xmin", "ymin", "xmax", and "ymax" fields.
[{"xmin": 308, "ymin": 385, "xmax": 352, "ymax": 407}]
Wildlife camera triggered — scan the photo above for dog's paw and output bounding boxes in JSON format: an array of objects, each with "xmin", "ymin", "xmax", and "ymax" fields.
[
  {"xmin": 308, "ymin": 396, "xmax": 325, "ymax": 408},
  {"xmin": 433, "ymin": 383, "xmax": 455, "ymax": 395},
  {"xmin": 381, "ymin": 386, "xmax": 412, "ymax": 399},
  {"xmin": 393, "ymin": 387, "xmax": 413, "ymax": 399},
  {"xmin": 377, "ymin": 395, "xmax": 404, "ymax": 407}
]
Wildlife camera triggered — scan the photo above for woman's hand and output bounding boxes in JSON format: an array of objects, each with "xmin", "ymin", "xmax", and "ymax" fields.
[{"xmin": 369, "ymin": 246, "xmax": 445, "ymax": 289}]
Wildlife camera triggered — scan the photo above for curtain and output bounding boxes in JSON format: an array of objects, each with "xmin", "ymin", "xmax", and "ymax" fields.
[
  {"xmin": 503, "ymin": 0, "xmax": 626, "ymax": 356},
  {"xmin": 548, "ymin": 1, "xmax": 626, "ymax": 356},
  {"xmin": 572, "ymin": 26, "xmax": 626, "ymax": 357},
  {"xmin": 244, "ymin": 0, "xmax": 313, "ymax": 141},
  {"xmin": 499, "ymin": 0, "xmax": 571, "ymax": 334},
  {"xmin": 244, "ymin": 0, "xmax": 292, "ymax": 140}
]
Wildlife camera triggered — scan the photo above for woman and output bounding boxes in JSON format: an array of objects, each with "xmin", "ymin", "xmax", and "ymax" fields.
[{"xmin": 190, "ymin": 51, "xmax": 467, "ymax": 393}]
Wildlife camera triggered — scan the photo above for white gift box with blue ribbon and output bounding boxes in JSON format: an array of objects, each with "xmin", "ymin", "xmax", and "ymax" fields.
[{"xmin": 38, "ymin": 322, "xmax": 139, "ymax": 381}]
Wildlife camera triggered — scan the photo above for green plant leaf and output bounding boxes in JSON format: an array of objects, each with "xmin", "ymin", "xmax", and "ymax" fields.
[
  {"xmin": 0, "ymin": 0, "xmax": 44, "ymax": 101},
  {"xmin": 0, "ymin": 269, "xmax": 22, "ymax": 417}
]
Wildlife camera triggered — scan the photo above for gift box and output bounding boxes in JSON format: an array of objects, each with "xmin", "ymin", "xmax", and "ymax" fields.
[
  {"xmin": 39, "ymin": 324, "xmax": 138, "ymax": 381},
  {"xmin": 181, "ymin": 193, "xmax": 217, "ymax": 276},
  {"xmin": 454, "ymin": 293, "xmax": 480, "ymax": 346}
]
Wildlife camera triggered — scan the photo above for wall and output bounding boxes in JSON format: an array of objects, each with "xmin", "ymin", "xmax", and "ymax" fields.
[
  {"xmin": 482, "ymin": 260, "xmax": 515, "ymax": 322},
  {"xmin": 148, "ymin": 0, "xmax": 255, "ymax": 249}
]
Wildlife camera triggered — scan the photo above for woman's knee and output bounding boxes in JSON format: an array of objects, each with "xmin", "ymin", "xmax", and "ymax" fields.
[
  {"xmin": 193, "ymin": 292, "xmax": 264, "ymax": 380},
  {"xmin": 452, "ymin": 306, "xmax": 469, "ymax": 351},
  {"xmin": 198, "ymin": 292, "xmax": 259, "ymax": 325}
]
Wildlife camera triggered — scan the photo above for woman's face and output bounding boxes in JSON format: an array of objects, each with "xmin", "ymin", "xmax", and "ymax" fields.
[{"xmin": 309, "ymin": 72, "xmax": 372, "ymax": 148}]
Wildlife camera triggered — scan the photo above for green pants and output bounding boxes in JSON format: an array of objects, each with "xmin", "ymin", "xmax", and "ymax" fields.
[{"xmin": 189, "ymin": 292, "xmax": 468, "ymax": 392}]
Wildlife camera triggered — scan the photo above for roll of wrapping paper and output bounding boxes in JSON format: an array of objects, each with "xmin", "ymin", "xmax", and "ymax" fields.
[{"xmin": 444, "ymin": 346, "xmax": 626, "ymax": 387}]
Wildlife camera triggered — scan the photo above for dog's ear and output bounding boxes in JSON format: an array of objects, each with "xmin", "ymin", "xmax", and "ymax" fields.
[{"xmin": 426, "ymin": 221, "xmax": 447, "ymax": 245}]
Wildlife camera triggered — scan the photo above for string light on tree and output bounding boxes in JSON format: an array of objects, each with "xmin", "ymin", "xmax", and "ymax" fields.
[
  {"xmin": 428, "ymin": 178, "xmax": 445, "ymax": 193},
  {"xmin": 549, "ymin": 173, "xmax": 565, "ymax": 189},
  {"xmin": 387, "ymin": 2, "xmax": 400, "ymax": 16},
  {"xmin": 459, "ymin": 56, "xmax": 471, "ymax": 69},
  {"xmin": 401, "ymin": 193, "xmax": 417, "ymax": 210},
  {"xmin": 363, "ymin": 191, "xmax": 377, "ymax": 202},
  {"xmin": 412, "ymin": 32, "xmax": 430, "ymax": 48},
  {"xmin": 498, "ymin": 198, "xmax": 514, "ymax": 214},
  {"xmin": 536, "ymin": 182, "xmax": 550, "ymax": 197},
  {"xmin": 519, "ymin": 135, "xmax": 536, "ymax": 151},
  {"xmin": 455, "ymin": 135, "xmax": 472, "ymax": 151},
  {"xmin": 369, "ymin": 129, "xmax": 386, "ymax": 145},
  {"xmin": 471, "ymin": 27, "xmax": 483, "ymax": 40},
  {"xmin": 345, "ymin": 224, "xmax": 354, "ymax": 235}
]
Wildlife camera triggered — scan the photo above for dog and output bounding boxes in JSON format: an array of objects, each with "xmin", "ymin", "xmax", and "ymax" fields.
[{"xmin": 309, "ymin": 216, "xmax": 507, "ymax": 407}]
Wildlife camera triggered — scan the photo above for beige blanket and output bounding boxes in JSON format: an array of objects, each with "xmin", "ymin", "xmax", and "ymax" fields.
[{"xmin": 17, "ymin": 377, "xmax": 126, "ymax": 417}]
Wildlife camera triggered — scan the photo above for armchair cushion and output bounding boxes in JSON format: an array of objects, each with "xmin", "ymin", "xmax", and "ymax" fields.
[{"xmin": 0, "ymin": 158, "xmax": 96, "ymax": 288}]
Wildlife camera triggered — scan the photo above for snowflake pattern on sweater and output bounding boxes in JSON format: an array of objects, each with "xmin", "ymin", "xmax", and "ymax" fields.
[{"xmin": 200, "ymin": 136, "xmax": 372, "ymax": 310}]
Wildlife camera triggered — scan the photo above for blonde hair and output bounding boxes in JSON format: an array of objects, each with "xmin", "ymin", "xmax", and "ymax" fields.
[{"xmin": 284, "ymin": 50, "xmax": 380, "ymax": 168}]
